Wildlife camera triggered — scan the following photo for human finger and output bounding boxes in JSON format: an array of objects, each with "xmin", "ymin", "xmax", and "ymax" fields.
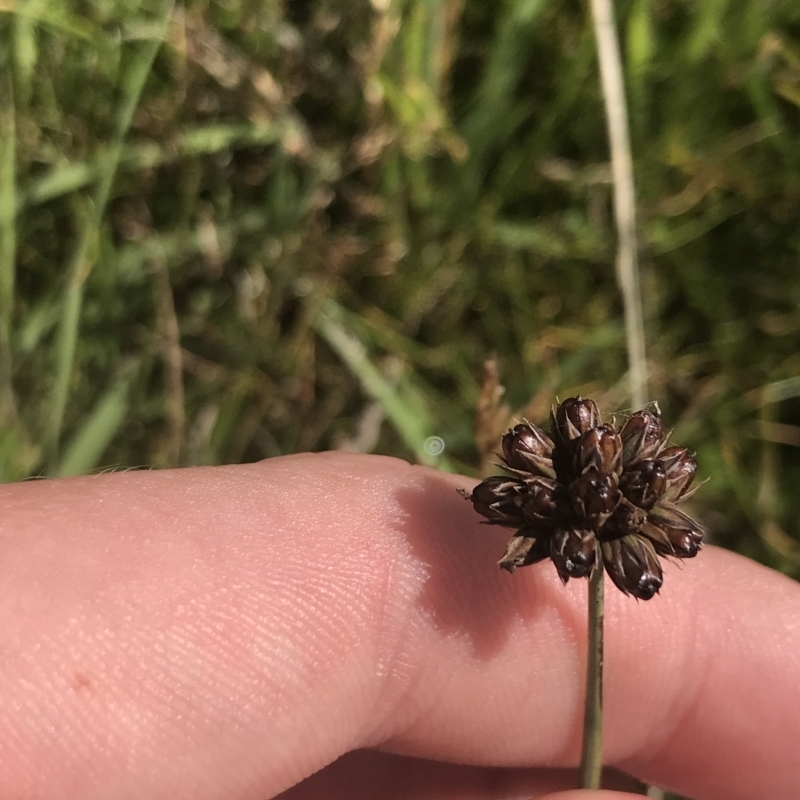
[{"xmin": 0, "ymin": 453, "xmax": 798, "ymax": 800}]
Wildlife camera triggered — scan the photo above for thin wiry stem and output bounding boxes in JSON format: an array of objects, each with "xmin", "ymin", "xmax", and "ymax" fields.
[
  {"xmin": 151, "ymin": 257, "xmax": 185, "ymax": 468},
  {"xmin": 0, "ymin": 71, "xmax": 17, "ymax": 429},
  {"xmin": 589, "ymin": 0, "xmax": 647, "ymax": 409},
  {"xmin": 580, "ymin": 559, "xmax": 605, "ymax": 789},
  {"xmin": 583, "ymin": 0, "xmax": 646, "ymax": 788}
]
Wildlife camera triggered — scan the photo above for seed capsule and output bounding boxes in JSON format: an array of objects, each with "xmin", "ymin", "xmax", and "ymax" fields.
[
  {"xmin": 641, "ymin": 503, "xmax": 703, "ymax": 557},
  {"xmin": 498, "ymin": 530, "xmax": 549, "ymax": 573},
  {"xmin": 619, "ymin": 459, "xmax": 667, "ymax": 510},
  {"xmin": 574, "ymin": 424, "xmax": 623, "ymax": 476},
  {"xmin": 550, "ymin": 397, "xmax": 603, "ymax": 481},
  {"xmin": 551, "ymin": 396, "xmax": 601, "ymax": 444},
  {"xmin": 569, "ymin": 467, "xmax": 621, "ymax": 530},
  {"xmin": 501, "ymin": 423, "xmax": 556, "ymax": 478},
  {"xmin": 550, "ymin": 527, "xmax": 597, "ymax": 581},
  {"xmin": 601, "ymin": 534, "xmax": 663, "ymax": 600},
  {"xmin": 619, "ymin": 409, "xmax": 666, "ymax": 465},
  {"xmin": 659, "ymin": 446, "xmax": 698, "ymax": 502},
  {"xmin": 463, "ymin": 477, "xmax": 526, "ymax": 527},
  {"xmin": 521, "ymin": 477, "xmax": 560, "ymax": 524}
]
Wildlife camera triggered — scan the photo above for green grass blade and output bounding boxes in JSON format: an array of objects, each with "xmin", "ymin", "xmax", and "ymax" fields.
[
  {"xmin": 12, "ymin": 0, "xmax": 44, "ymax": 106},
  {"xmin": 21, "ymin": 121, "xmax": 294, "ymax": 208},
  {"xmin": 55, "ymin": 362, "xmax": 138, "ymax": 477},
  {"xmin": 314, "ymin": 300, "xmax": 453, "ymax": 469},
  {"xmin": 0, "ymin": 0, "xmax": 107, "ymax": 45},
  {"xmin": 47, "ymin": 0, "xmax": 174, "ymax": 469},
  {"xmin": 0, "ymin": 69, "xmax": 17, "ymax": 427}
]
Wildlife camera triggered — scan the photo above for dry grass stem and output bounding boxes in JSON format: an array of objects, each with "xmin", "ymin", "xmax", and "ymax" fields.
[{"xmin": 589, "ymin": 0, "xmax": 647, "ymax": 409}]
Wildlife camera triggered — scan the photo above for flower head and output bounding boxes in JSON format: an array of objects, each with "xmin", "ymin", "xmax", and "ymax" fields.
[{"xmin": 460, "ymin": 398, "xmax": 704, "ymax": 600}]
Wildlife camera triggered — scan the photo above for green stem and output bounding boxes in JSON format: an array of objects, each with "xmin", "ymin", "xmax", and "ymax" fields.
[{"xmin": 580, "ymin": 558, "xmax": 605, "ymax": 788}]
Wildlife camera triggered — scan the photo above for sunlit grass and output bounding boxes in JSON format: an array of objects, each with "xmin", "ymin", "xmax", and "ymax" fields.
[{"xmin": 0, "ymin": 0, "xmax": 799, "ymax": 581}]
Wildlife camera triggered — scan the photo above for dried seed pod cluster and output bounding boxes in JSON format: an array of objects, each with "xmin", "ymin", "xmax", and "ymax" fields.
[{"xmin": 461, "ymin": 397, "xmax": 703, "ymax": 600}]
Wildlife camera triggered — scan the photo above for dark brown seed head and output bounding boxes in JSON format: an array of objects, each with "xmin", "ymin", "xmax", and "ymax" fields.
[
  {"xmin": 501, "ymin": 423, "xmax": 555, "ymax": 478},
  {"xmin": 568, "ymin": 467, "xmax": 621, "ymax": 530},
  {"xmin": 601, "ymin": 534, "xmax": 663, "ymax": 600},
  {"xmin": 461, "ymin": 396, "xmax": 702, "ymax": 600},
  {"xmin": 551, "ymin": 397, "xmax": 601, "ymax": 444},
  {"xmin": 619, "ymin": 409, "xmax": 665, "ymax": 465},
  {"xmin": 549, "ymin": 527, "xmax": 597, "ymax": 581},
  {"xmin": 574, "ymin": 424, "xmax": 623, "ymax": 476},
  {"xmin": 619, "ymin": 459, "xmax": 667, "ymax": 510},
  {"xmin": 659, "ymin": 446, "xmax": 698, "ymax": 502}
]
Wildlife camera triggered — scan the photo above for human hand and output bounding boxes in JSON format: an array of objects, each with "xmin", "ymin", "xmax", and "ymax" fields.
[{"xmin": 0, "ymin": 453, "xmax": 797, "ymax": 799}]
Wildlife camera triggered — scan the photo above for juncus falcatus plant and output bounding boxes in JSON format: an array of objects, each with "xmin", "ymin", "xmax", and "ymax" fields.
[{"xmin": 460, "ymin": 396, "xmax": 703, "ymax": 788}]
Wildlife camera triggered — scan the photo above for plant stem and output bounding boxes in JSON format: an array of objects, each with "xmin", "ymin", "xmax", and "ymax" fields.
[
  {"xmin": 581, "ymin": 558, "xmax": 605, "ymax": 788},
  {"xmin": 589, "ymin": 0, "xmax": 647, "ymax": 409}
]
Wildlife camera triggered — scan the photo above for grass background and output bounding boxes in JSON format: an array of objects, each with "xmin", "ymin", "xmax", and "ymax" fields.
[{"xmin": 2, "ymin": 0, "xmax": 800, "ymax": 590}]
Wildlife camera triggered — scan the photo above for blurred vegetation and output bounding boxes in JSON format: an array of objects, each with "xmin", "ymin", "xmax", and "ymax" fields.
[{"xmin": 1, "ymin": 0, "xmax": 800, "ymax": 579}]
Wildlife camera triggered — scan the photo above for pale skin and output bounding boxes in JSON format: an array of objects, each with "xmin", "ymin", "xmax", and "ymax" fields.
[{"xmin": 0, "ymin": 452, "xmax": 798, "ymax": 800}]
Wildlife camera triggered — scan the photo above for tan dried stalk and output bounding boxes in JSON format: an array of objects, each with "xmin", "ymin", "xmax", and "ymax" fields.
[
  {"xmin": 590, "ymin": 0, "xmax": 647, "ymax": 410},
  {"xmin": 584, "ymin": 0, "xmax": 646, "ymax": 788}
]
